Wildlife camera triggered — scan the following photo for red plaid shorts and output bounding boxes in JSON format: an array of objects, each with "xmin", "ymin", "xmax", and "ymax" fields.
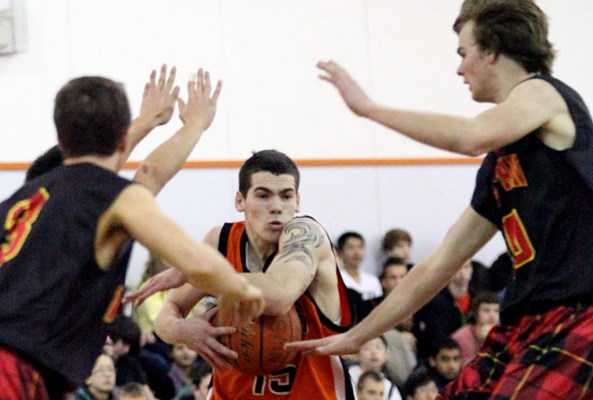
[
  {"xmin": 439, "ymin": 304, "xmax": 593, "ymax": 400},
  {"xmin": 0, "ymin": 347, "xmax": 49, "ymax": 400}
]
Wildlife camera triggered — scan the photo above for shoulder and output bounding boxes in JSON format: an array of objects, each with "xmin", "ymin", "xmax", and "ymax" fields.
[
  {"xmin": 284, "ymin": 216, "xmax": 327, "ymax": 237},
  {"xmin": 204, "ymin": 225, "xmax": 224, "ymax": 248},
  {"xmin": 510, "ymin": 76, "xmax": 568, "ymax": 112}
]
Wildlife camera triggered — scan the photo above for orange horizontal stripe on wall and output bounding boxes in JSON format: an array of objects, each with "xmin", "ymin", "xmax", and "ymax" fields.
[{"xmin": 0, "ymin": 157, "xmax": 483, "ymax": 171}]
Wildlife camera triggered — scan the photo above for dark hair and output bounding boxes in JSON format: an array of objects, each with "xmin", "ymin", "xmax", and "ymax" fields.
[
  {"xmin": 191, "ymin": 362, "xmax": 213, "ymax": 386},
  {"xmin": 238, "ymin": 149, "xmax": 300, "ymax": 196},
  {"xmin": 25, "ymin": 145, "xmax": 64, "ymax": 182},
  {"xmin": 403, "ymin": 369, "xmax": 436, "ymax": 398},
  {"xmin": 117, "ymin": 382, "xmax": 146, "ymax": 399},
  {"xmin": 379, "ymin": 257, "xmax": 408, "ymax": 280},
  {"xmin": 356, "ymin": 370, "xmax": 384, "ymax": 392},
  {"xmin": 430, "ymin": 337, "xmax": 460, "ymax": 358},
  {"xmin": 453, "ymin": 0, "xmax": 491, "ymax": 33},
  {"xmin": 108, "ymin": 314, "xmax": 140, "ymax": 349},
  {"xmin": 337, "ymin": 231, "xmax": 365, "ymax": 251},
  {"xmin": 453, "ymin": 0, "xmax": 555, "ymax": 74},
  {"xmin": 54, "ymin": 76, "xmax": 131, "ymax": 158},
  {"xmin": 381, "ymin": 228, "xmax": 412, "ymax": 252},
  {"xmin": 468, "ymin": 290, "xmax": 500, "ymax": 323}
]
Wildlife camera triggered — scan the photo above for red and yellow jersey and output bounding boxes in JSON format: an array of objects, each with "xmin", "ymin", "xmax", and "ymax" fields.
[{"xmin": 209, "ymin": 219, "xmax": 355, "ymax": 399}]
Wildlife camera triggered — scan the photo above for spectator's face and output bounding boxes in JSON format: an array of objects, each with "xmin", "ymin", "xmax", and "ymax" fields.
[
  {"xmin": 451, "ymin": 260, "xmax": 473, "ymax": 287},
  {"xmin": 86, "ymin": 354, "xmax": 116, "ymax": 393},
  {"xmin": 357, "ymin": 379, "xmax": 384, "ymax": 400},
  {"xmin": 430, "ymin": 348, "xmax": 461, "ymax": 380},
  {"xmin": 408, "ymin": 380, "xmax": 439, "ymax": 400},
  {"xmin": 112, "ymin": 338, "xmax": 131, "ymax": 359},
  {"xmin": 386, "ymin": 240, "xmax": 411, "ymax": 261},
  {"xmin": 381, "ymin": 263, "xmax": 408, "ymax": 294},
  {"xmin": 171, "ymin": 343, "xmax": 198, "ymax": 367},
  {"xmin": 476, "ymin": 302, "xmax": 500, "ymax": 325},
  {"xmin": 359, "ymin": 337, "xmax": 387, "ymax": 372},
  {"xmin": 339, "ymin": 237, "xmax": 365, "ymax": 269}
]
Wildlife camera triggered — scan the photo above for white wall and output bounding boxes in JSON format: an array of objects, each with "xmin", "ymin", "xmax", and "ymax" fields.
[
  {"xmin": 0, "ymin": 164, "xmax": 506, "ymax": 288},
  {"xmin": 1, "ymin": 0, "xmax": 590, "ymax": 285},
  {"xmin": 0, "ymin": 1, "xmax": 592, "ymax": 162}
]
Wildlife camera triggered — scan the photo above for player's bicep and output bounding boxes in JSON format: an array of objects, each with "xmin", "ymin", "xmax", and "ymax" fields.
[
  {"xmin": 268, "ymin": 219, "xmax": 328, "ymax": 295},
  {"xmin": 471, "ymin": 80, "xmax": 559, "ymax": 151}
]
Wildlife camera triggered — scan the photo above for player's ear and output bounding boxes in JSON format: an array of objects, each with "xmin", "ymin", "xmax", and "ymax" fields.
[
  {"xmin": 295, "ymin": 192, "xmax": 301, "ymax": 213},
  {"xmin": 235, "ymin": 191, "xmax": 245, "ymax": 212}
]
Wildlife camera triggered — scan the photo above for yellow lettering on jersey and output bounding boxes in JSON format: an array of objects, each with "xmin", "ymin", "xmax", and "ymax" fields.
[
  {"xmin": 502, "ymin": 209, "xmax": 535, "ymax": 269},
  {"xmin": 494, "ymin": 154, "xmax": 528, "ymax": 192},
  {"xmin": 1, "ymin": 188, "xmax": 50, "ymax": 265},
  {"xmin": 103, "ymin": 285, "xmax": 125, "ymax": 323}
]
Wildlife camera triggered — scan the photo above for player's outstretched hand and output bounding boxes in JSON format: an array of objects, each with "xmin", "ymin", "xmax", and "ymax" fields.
[
  {"xmin": 124, "ymin": 267, "xmax": 186, "ymax": 306},
  {"xmin": 317, "ymin": 60, "xmax": 375, "ymax": 117},
  {"xmin": 178, "ymin": 68, "xmax": 222, "ymax": 132},
  {"xmin": 285, "ymin": 331, "xmax": 361, "ymax": 356},
  {"xmin": 182, "ymin": 307, "xmax": 239, "ymax": 370},
  {"xmin": 217, "ymin": 281, "xmax": 264, "ymax": 329},
  {"xmin": 140, "ymin": 64, "xmax": 181, "ymax": 128}
]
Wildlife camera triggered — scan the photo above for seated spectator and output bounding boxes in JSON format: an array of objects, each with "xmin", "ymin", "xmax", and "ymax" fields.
[
  {"xmin": 413, "ymin": 259, "xmax": 473, "ymax": 360},
  {"xmin": 357, "ymin": 371, "xmax": 386, "ymax": 400},
  {"xmin": 349, "ymin": 336, "xmax": 403, "ymax": 400},
  {"xmin": 70, "ymin": 353, "xmax": 116, "ymax": 400},
  {"xmin": 425, "ymin": 338, "xmax": 462, "ymax": 390},
  {"xmin": 168, "ymin": 344, "xmax": 199, "ymax": 396},
  {"xmin": 379, "ymin": 257, "xmax": 417, "ymax": 390},
  {"xmin": 381, "ymin": 228, "xmax": 414, "ymax": 267},
  {"xmin": 402, "ymin": 369, "xmax": 438, "ymax": 400},
  {"xmin": 134, "ymin": 254, "xmax": 169, "ymax": 338},
  {"xmin": 451, "ymin": 291, "xmax": 500, "ymax": 366},
  {"xmin": 172, "ymin": 362, "xmax": 213, "ymax": 400},
  {"xmin": 108, "ymin": 315, "xmax": 148, "ymax": 387},
  {"xmin": 116, "ymin": 382, "xmax": 151, "ymax": 400},
  {"xmin": 108, "ymin": 315, "xmax": 167, "ymax": 398},
  {"xmin": 337, "ymin": 231, "xmax": 382, "ymax": 322}
]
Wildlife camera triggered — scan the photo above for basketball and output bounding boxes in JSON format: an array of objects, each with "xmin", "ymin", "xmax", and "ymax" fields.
[{"xmin": 213, "ymin": 305, "xmax": 303, "ymax": 375}]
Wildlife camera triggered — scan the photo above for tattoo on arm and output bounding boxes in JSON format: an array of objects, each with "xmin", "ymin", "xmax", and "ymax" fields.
[{"xmin": 276, "ymin": 219, "xmax": 325, "ymax": 275}]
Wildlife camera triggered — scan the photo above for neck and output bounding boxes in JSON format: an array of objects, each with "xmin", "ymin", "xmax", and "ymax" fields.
[
  {"xmin": 344, "ymin": 264, "xmax": 360, "ymax": 279},
  {"xmin": 244, "ymin": 232, "xmax": 277, "ymax": 273},
  {"xmin": 448, "ymin": 282, "xmax": 468, "ymax": 299},
  {"xmin": 493, "ymin": 56, "xmax": 537, "ymax": 103},
  {"xmin": 63, "ymin": 153, "xmax": 121, "ymax": 171},
  {"xmin": 88, "ymin": 386, "xmax": 110, "ymax": 400}
]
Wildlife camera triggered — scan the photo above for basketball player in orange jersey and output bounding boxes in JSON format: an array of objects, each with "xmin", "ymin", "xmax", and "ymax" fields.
[{"xmin": 130, "ymin": 149, "xmax": 356, "ymax": 399}]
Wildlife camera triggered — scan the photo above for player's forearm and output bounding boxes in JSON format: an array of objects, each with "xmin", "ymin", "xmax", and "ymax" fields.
[
  {"xmin": 154, "ymin": 301, "xmax": 188, "ymax": 344},
  {"xmin": 244, "ymin": 272, "xmax": 301, "ymax": 316},
  {"xmin": 134, "ymin": 122, "xmax": 205, "ymax": 195},
  {"xmin": 365, "ymin": 105, "xmax": 482, "ymax": 156},
  {"xmin": 124, "ymin": 116, "xmax": 160, "ymax": 162}
]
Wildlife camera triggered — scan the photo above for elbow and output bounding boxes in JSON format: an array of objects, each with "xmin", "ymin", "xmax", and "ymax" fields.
[
  {"xmin": 264, "ymin": 297, "xmax": 295, "ymax": 317},
  {"xmin": 454, "ymin": 141, "xmax": 489, "ymax": 157}
]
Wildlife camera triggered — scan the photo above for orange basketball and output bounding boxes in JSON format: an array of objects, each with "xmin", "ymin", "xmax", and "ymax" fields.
[{"xmin": 214, "ymin": 305, "xmax": 303, "ymax": 375}]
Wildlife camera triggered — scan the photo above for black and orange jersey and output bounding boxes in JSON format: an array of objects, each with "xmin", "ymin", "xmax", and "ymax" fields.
[
  {"xmin": 471, "ymin": 74, "xmax": 593, "ymax": 324},
  {"xmin": 0, "ymin": 163, "xmax": 133, "ymax": 392},
  {"xmin": 210, "ymin": 218, "xmax": 355, "ymax": 399}
]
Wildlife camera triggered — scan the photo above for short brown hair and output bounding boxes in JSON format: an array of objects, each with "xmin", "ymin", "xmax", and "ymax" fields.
[
  {"xmin": 381, "ymin": 228, "xmax": 412, "ymax": 252},
  {"xmin": 453, "ymin": 0, "xmax": 555, "ymax": 74}
]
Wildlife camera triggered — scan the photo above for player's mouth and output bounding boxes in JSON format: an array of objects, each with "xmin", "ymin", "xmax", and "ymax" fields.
[{"xmin": 268, "ymin": 221, "xmax": 284, "ymax": 230}]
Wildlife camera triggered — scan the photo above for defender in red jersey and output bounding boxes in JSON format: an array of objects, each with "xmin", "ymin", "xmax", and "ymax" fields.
[{"xmin": 288, "ymin": 1, "xmax": 593, "ymax": 398}]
